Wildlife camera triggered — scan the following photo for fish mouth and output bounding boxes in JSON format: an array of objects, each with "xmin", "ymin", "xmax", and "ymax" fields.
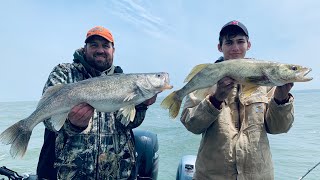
[
  {"xmin": 298, "ymin": 68, "xmax": 313, "ymax": 82},
  {"xmin": 162, "ymin": 73, "xmax": 173, "ymax": 90},
  {"xmin": 162, "ymin": 84, "xmax": 173, "ymax": 90}
]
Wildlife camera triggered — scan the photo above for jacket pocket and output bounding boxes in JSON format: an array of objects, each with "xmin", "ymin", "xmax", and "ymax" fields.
[
  {"xmin": 55, "ymin": 133, "xmax": 96, "ymax": 177},
  {"xmin": 244, "ymin": 96, "xmax": 269, "ymax": 126}
]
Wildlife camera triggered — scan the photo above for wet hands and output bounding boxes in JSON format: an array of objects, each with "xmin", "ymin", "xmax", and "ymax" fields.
[
  {"xmin": 214, "ymin": 77, "xmax": 236, "ymax": 101},
  {"xmin": 67, "ymin": 94, "xmax": 158, "ymax": 128},
  {"xmin": 274, "ymin": 83, "xmax": 294, "ymax": 104},
  {"xmin": 68, "ymin": 103, "xmax": 94, "ymax": 128},
  {"xmin": 210, "ymin": 77, "xmax": 235, "ymax": 109},
  {"xmin": 142, "ymin": 94, "xmax": 158, "ymax": 106}
]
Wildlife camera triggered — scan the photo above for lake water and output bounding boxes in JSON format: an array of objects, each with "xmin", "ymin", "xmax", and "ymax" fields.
[{"xmin": 0, "ymin": 90, "xmax": 320, "ymax": 179}]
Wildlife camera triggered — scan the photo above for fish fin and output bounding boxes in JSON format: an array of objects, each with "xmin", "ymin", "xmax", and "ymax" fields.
[
  {"xmin": 117, "ymin": 105, "xmax": 136, "ymax": 126},
  {"xmin": 0, "ymin": 119, "xmax": 32, "ymax": 158},
  {"xmin": 51, "ymin": 113, "xmax": 68, "ymax": 131},
  {"xmin": 242, "ymin": 84, "xmax": 259, "ymax": 98},
  {"xmin": 124, "ymin": 92, "xmax": 138, "ymax": 102},
  {"xmin": 160, "ymin": 91, "xmax": 182, "ymax": 119},
  {"xmin": 184, "ymin": 64, "xmax": 211, "ymax": 83},
  {"xmin": 193, "ymin": 88, "xmax": 211, "ymax": 99},
  {"xmin": 38, "ymin": 84, "xmax": 65, "ymax": 106}
]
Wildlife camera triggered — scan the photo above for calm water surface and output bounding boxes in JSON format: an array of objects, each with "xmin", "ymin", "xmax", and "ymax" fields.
[{"xmin": 0, "ymin": 90, "xmax": 319, "ymax": 179}]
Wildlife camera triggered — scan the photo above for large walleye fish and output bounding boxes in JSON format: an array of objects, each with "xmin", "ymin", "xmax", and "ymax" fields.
[
  {"xmin": 161, "ymin": 59, "xmax": 312, "ymax": 118},
  {"xmin": 0, "ymin": 72, "xmax": 173, "ymax": 158}
]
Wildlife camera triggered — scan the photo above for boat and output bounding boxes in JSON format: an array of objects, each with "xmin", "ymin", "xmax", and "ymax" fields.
[
  {"xmin": 0, "ymin": 130, "xmax": 159, "ymax": 180},
  {"xmin": 0, "ymin": 129, "xmax": 197, "ymax": 180}
]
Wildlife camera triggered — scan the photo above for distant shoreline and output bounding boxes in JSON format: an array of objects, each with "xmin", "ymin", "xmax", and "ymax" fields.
[{"xmin": 291, "ymin": 89, "xmax": 320, "ymax": 93}]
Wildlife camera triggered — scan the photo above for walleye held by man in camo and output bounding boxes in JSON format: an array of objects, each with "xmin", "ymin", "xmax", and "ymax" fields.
[{"xmin": 0, "ymin": 72, "xmax": 173, "ymax": 158}]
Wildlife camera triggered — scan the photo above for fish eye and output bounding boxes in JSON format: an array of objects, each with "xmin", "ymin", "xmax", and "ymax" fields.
[
  {"xmin": 291, "ymin": 66, "xmax": 297, "ymax": 70},
  {"xmin": 157, "ymin": 74, "xmax": 162, "ymax": 78}
]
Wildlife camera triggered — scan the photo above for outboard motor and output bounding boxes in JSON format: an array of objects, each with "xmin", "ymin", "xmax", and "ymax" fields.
[
  {"xmin": 133, "ymin": 129, "xmax": 159, "ymax": 180},
  {"xmin": 176, "ymin": 155, "xmax": 196, "ymax": 180}
]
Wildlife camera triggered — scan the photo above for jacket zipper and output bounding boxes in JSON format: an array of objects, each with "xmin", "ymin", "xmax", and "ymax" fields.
[
  {"xmin": 96, "ymin": 112, "xmax": 102, "ymax": 179},
  {"xmin": 235, "ymin": 84, "xmax": 241, "ymax": 131}
]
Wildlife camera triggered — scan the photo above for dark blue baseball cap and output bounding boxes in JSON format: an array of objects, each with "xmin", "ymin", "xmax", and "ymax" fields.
[{"xmin": 219, "ymin": 20, "xmax": 249, "ymax": 37}]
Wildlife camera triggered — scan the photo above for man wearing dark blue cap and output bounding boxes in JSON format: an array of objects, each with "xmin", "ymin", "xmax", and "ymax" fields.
[{"xmin": 180, "ymin": 20, "xmax": 294, "ymax": 179}]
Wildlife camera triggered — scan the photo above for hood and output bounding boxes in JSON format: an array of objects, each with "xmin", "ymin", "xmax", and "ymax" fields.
[
  {"xmin": 73, "ymin": 48, "xmax": 120, "ymax": 77},
  {"xmin": 73, "ymin": 48, "xmax": 102, "ymax": 77}
]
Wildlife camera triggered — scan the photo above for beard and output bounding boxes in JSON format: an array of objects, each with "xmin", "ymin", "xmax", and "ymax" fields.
[{"xmin": 86, "ymin": 53, "xmax": 113, "ymax": 72}]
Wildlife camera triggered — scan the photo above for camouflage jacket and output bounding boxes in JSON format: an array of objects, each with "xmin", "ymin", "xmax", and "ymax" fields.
[{"xmin": 37, "ymin": 49, "xmax": 148, "ymax": 180}]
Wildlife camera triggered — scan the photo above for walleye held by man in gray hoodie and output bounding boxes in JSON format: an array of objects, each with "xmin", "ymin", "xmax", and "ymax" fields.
[
  {"xmin": 161, "ymin": 59, "xmax": 312, "ymax": 118},
  {"xmin": 0, "ymin": 72, "xmax": 173, "ymax": 158}
]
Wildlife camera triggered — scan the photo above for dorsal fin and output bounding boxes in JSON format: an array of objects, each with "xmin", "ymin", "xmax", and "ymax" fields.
[
  {"xmin": 38, "ymin": 84, "xmax": 65, "ymax": 106},
  {"xmin": 184, "ymin": 63, "xmax": 211, "ymax": 83}
]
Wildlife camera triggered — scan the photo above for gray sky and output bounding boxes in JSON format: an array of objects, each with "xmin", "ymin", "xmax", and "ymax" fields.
[{"xmin": 1, "ymin": 0, "xmax": 319, "ymax": 102}]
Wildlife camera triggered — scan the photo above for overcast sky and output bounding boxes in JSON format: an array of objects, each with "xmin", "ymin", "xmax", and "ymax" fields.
[{"xmin": 1, "ymin": 0, "xmax": 319, "ymax": 102}]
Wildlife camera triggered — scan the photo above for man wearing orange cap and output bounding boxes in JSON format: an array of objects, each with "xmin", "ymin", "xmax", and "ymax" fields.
[
  {"xmin": 36, "ymin": 26, "xmax": 157, "ymax": 180},
  {"xmin": 180, "ymin": 20, "xmax": 294, "ymax": 179}
]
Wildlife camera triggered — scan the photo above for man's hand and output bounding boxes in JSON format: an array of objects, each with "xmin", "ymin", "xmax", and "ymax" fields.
[
  {"xmin": 209, "ymin": 77, "xmax": 235, "ymax": 109},
  {"xmin": 214, "ymin": 77, "xmax": 236, "ymax": 101},
  {"xmin": 274, "ymin": 83, "xmax": 294, "ymax": 102},
  {"xmin": 142, "ymin": 94, "xmax": 158, "ymax": 106},
  {"xmin": 68, "ymin": 103, "xmax": 94, "ymax": 128}
]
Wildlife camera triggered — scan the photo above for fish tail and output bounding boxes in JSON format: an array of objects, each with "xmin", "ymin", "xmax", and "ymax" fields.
[
  {"xmin": 0, "ymin": 120, "xmax": 32, "ymax": 158},
  {"xmin": 161, "ymin": 91, "xmax": 182, "ymax": 119}
]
